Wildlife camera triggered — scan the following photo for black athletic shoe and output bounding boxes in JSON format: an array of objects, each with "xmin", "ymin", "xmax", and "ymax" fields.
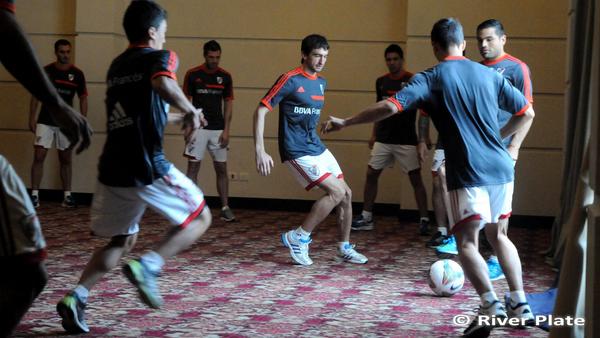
[{"xmin": 57, "ymin": 292, "xmax": 90, "ymax": 333}]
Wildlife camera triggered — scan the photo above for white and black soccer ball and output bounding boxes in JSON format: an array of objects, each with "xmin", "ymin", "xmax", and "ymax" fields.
[{"xmin": 428, "ymin": 259, "xmax": 464, "ymax": 296}]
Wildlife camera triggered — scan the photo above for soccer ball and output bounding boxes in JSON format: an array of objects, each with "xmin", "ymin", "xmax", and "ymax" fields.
[{"xmin": 428, "ymin": 259, "xmax": 464, "ymax": 296}]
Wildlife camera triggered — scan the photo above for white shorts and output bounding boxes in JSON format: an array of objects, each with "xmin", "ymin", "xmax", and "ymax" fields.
[
  {"xmin": 91, "ymin": 165, "xmax": 206, "ymax": 237},
  {"xmin": 285, "ymin": 149, "xmax": 343, "ymax": 191},
  {"xmin": 184, "ymin": 129, "xmax": 227, "ymax": 162},
  {"xmin": 368, "ymin": 142, "xmax": 420, "ymax": 173},
  {"xmin": 448, "ymin": 182, "xmax": 514, "ymax": 233},
  {"xmin": 0, "ymin": 155, "xmax": 45, "ymax": 257},
  {"xmin": 34, "ymin": 123, "xmax": 70, "ymax": 150},
  {"xmin": 431, "ymin": 149, "xmax": 445, "ymax": 174}
]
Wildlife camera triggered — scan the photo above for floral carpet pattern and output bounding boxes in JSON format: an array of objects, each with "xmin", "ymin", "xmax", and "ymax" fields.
[{"xmin": 14, "ymin": 203, "xmax": 554, "ymax": 337}]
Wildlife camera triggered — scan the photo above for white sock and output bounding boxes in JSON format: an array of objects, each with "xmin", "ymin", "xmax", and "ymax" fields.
[
  {"xmin": 481, "ymin": 291, "xmax": 499, "ymax": 306},
  {"xmin": 140, "ymin": 251, "xmax": 165, "ymax": 274},
  {"xmin": 73, "ymin": 285, "xmax": 89, "ymax": 303},
  {"xmin": 420, "ymin": 217, "xmax": 430, "ymax": 223},
  {"xmin": 339, "ymin": 241, "xmax": 350, "ymax": 252},
  {"xmin": 510, "ymin": 290, "xmax": 527, "ymax": 305},
  {"xmin": 438, "ymin": 227, "xmax": 447, "ymax": 236},
  {"xmin": 32, "ymin": 190, "xmax": 39, "ymax": 197},
  {"xmin": 361, "ymin": 210, "xmax": 373, "ymax": 221},
  {"xmin": 295, "ymin": 226, "xmax": 311, "ymax": 240},
  {"xmin": 64, "ymin": 191, "xmax": 71, "ymax": 197},
  {"xmin": 221, "ymin": 205, "xmax": 229, "ymax": 211}
]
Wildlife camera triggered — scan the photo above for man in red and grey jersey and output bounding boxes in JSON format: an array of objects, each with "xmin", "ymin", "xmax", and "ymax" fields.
[
  {"xmin": 477, "ymin": 18, "xmax": 534, "ymax": 282},
  {"xmin": 351, "ymin": 44, "xmax": 430, "ymax": 235},
  {"xmin": 183, "ymin": 40, "xmax": 236, "ymax": 222},
  {"xmin": 253, "ymin": 34, "xmax": 367, "ymax": 266},
  {"xmin": 29, "ymin": 39, "xmax": 88, "ymax": 208},
  {"xmin": 0, "ymin": 1, "xmax": 92, "ymax": 335}
]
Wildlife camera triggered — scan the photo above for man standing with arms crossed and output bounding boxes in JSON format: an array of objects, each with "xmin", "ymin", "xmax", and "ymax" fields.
[
  {"xmin": 477, "ymin": 19, "xmax": 534, "ymax": 282},
  {"xmin": 323, "ymin": 18, "xmax": 535, "ymax": 337},
  {"xmin": 351, "ymin": 44, "xmax": 430, "ymax": 235},
  {"xmin": 183, "ymin": 40, "xmax": 235, "ymax": 222},
  {"xmin": 253, "ymin": 34, "xmax": 367, "ymax": 266},
  {"xmin": 29, "ymin": 39, "xmax": 87, "ymax": 208},
  {"xmin": 0, "ymin": 0, "xmax": 91, "ymax": 335}
]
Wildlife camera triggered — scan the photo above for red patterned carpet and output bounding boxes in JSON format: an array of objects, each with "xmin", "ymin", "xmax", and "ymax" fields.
[{"xmin": 14, "ymin": 202, "xmax": 553, "ymax": 337}]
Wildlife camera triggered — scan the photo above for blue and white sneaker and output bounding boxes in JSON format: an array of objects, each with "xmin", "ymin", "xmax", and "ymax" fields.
[
  {"xmin": 281, "ymin": 230, "xmax": 313, "ymax": 266},
  {"xmin": 336, "ymin": 243, "xmax": 368, "ymax": 264},
  {"xmin": 123, "ymin": 259, "xmax": 163, "ymax": 309},
  {"xmin": 436, "ymin": 235, "xmax": 458, "ymax": 258},
  {"xmin": 487, "ymin": 256, "xmax": 506, "ymax": 281},
  {"xmin": 506, "ymin": 298, "xmax": 535, "ymax": 326}
]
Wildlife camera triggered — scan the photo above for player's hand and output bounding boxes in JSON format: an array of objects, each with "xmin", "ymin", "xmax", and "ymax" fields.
[
  {"xmin": 320, "ymin": 116, "xmax": 346, "ymax": 134},
  {"xmin": 255, "ymin": 150, "xmax": 274, "ymax": 176},
  {"xmin": 417, "ymin": 141, "xmax": 428, "ymax": 167},
  {"xmin": 182, "ymin": 109, "xmax": 202, "ymax": 143},
  {"xmin": 506, "ymin": 144, "xmax": 519, "ymax": 161},
  {"xmin": 49, "ymin": 102, "xmax": 92, "ymax": 154},
  {"xmin": 219, "ymin": 130, "xmax": 229, "ymax": 148}
]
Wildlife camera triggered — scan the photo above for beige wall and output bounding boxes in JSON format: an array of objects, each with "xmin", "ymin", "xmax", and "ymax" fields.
[{"xmin": 0, "ymin": 0, "xmax": 566, "ymax": 216}]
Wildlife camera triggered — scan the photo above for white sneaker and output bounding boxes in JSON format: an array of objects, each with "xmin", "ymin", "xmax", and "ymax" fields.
[
  {"xmin": 463, "ymin": 300, "xmax": 506, "ymax": 338},
  {"xmin": 281, "ymin": 230, "xmax": 313, "ymax": 266},
  {"xmin": 337, "ymin": 244, "xmax": 368, "ymax": 264},
  {"xmin": 506, "ymin": 298, "xmax": 535, "ymax": 326}
]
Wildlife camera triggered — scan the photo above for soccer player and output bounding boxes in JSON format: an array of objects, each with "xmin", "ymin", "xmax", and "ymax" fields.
[
  {"xmin": 477, "ymin": 18, "xmax": 534, "ymax": 282},
  {"xmin": 56, "ymin": 1, "xmax": 211, "ymax": 333},
  {"xmin": 351, "ymin": 44, "xmax": 430, "ymax": 234},
  {"xmin": 253, "ymin": 34, "xmax": 367, "ymax": 266},
  {"xmin": 183, "ymin": 40, "xmax": 236, "ymax": 222},
  {"xmin": 322, "ymin": 18, "xmax": 535, "ymax": 338},
  {"xmin": 0, "ymin": 0, "xmax": 92, "ymax": 336},
  {"xmin": 29, "ymin": 39, "xmax": 88, "ymax": 208}
]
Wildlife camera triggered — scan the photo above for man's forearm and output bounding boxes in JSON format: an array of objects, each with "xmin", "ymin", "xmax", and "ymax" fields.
[{"xmin": 344, "ymin": 100, "xmax": 399, "ymax": 127}]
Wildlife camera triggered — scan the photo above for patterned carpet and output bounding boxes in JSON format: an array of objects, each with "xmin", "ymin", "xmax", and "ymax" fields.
[{"xmin": 14, "ymin": 202, "xmax": 554, "ymax": 337}]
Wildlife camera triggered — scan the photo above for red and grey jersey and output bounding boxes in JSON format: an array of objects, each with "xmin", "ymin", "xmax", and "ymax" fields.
[
  {"xmin": 481, "ymin": 53, "xmax": 533, "ymax": 146},
  {"xmin": 183, "ymin": 64, "xmax": 233, "ymax": 130},
  {"xmin": 0, "ymin": 0, "xmax": 15, "ymax": 13},
  {"xmin": 261, "ymin": 67, "xmax": 327, "ymax": 162},
  {"xmin": 98, "ymin": 46, "xmax": 178, "ymax": 187},
  {"xmin": 374, "ymin": 71, "xmax": 418, "ymax": 145},
  {"xmin": 37, "ymin": 63, "xmax": 87, "ymax": 126}
]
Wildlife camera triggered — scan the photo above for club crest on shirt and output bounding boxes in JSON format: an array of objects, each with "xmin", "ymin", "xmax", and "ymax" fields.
[
  {"xmin": 494, "ymin": 67, "xmax": 506, "ymax": 75},
  {"xmin": 68, "ymin": 73, "xmax": 74, "ymax": 81},
  {"xmin": 217, "ymin": 76, "xmax": 223, "ymax": 84},
  {"xmin": 309, "ymin": 165, "xmax": 320, "ymax": 177}
]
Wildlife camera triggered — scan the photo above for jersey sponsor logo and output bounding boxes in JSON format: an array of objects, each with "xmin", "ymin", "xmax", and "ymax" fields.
[
  {"xmin": 107, "ymin": 73, "xmax": 144, "ymax": 88},
  {"xmin": 195, "ymin": 88, "xmax": 222, "ymax": 95},
  {"xmin": 297, "ymin": 86, "xmax": 305, "ymax": 93},
  {"xmin": 57, "ymin": 88, "xmax": 73, "ymax": 96},
  {"xmin": 293, "ymin": 106, "xmax": 321, "ymax": 115},
  {"xmin": 108, "ymin": 102, "xmax": 134, "ymax": 130}
]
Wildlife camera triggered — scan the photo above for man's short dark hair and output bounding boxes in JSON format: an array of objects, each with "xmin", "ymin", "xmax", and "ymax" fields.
[
  {"xmin": 123, "ymin": 0, "xmax": 168, "ymax": 44},
  {"xmin": 203, "ymin": 40, "xmax": 221, "ymax": 56},
  {"xmin": 477, "ymin": 19, "xmax": 505, "ymax": 37},
  {"xmin": 54, "ymin": 39, "xmax": 71, "ymax": 52},
  {"xmin": 430, "ymin": 18, "xmax": 464, "ymax": 51},
  {"xmin": 301, "ymin": 34, "xmax": 329, "ymax": 56},
  {"xmin": 384, "ymin": 44, "xmax": 404, "ymax": 59}
]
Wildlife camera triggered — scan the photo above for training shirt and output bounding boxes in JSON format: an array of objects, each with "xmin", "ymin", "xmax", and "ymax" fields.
[
  {"xmin": 388, "ymin": 56, "xmax": 530, "ymax": 190},
  {"xmin": 481, "ymin": 54, "xmax": 533, "ymax": 146},
  {"xmin": 0, "ymin": 0, "xmax": 14, "ymax": 12},
  {"xmin": 98, "ymin": 46, "xmax": 178, "ymax": 187},
  {"xmin": 183, "ymin": 64, "xmax": 233, "ymax": 130},
  {"xmin": 261, "ymin": 67, "xmax": 327, "ymax": 162},
  {"xmin": 375, "ymin": 71, "xmax": 418, "ymax": 145},
  {"xmin": 37, "ymin": 63, "xmax": 87, "ymax": 126}
]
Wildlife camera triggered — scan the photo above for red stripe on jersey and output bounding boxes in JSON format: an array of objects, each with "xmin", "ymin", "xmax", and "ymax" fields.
[
  {"xmin": 166, "ymin": 51, "xmax": 178, "ymax": 72},
  {"xmin": 450, "ymin": 214, "xmax": 483, "ymax": 234},
  {"xmin": 55, "ymin": 79, "xmax": 77, "ymax": 87},
  {"xmin": 206, "ymin": 84, "xmax": 225, "ymax": 89},
  {"xmin": 310, "ymin": 95, "xmax": 324, "ymax": 101},
  {"xmin": 386, "ymin": 97, "xmax": 404, "ymax": 112},
  {"xmin": 180, "ymin": 200, "xmax": 206, "ymax": 228},
  {"xmin": 516, "ymin": 61, "xmax": 533, "ymax": 103},
  {"xmin": 514, "ymin": 103, "xmax": 530, "ymax": 116},
  {"xmin": 152, "ymin": 71, "xmax": 177, "ymax": 81},
  {"xmin": 499, "ymin": 212, "xmax": 512, "ymax": 220},
  {"xmin": 0, "ymin": 2, "xmax": 15, "ymax": 13},
  {"xmin": 261, "ymin": 68, "xmax": 302, "ymax": 111}
]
